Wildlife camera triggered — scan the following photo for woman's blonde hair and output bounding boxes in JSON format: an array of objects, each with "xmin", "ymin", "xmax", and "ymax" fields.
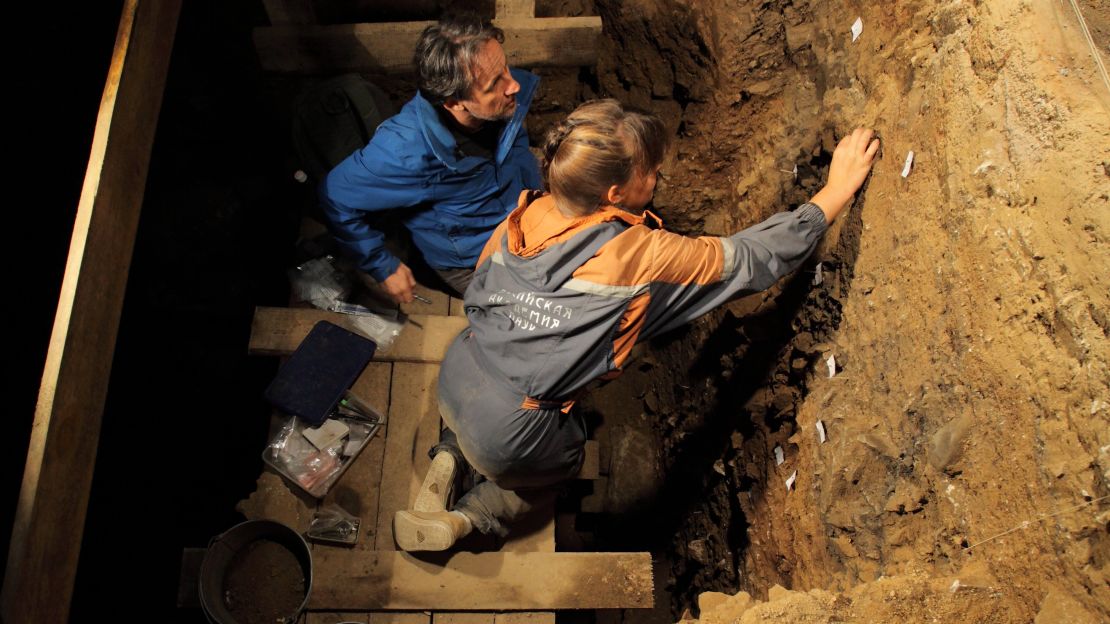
[{"xmin": 542, "ymin": 99, "xmax": 669, "ymax": 216}]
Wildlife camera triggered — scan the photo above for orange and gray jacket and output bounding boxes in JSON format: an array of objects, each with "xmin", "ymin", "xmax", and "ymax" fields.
[{"xmin": 463, "ymin": 191, "xmax": 830, "ymax": 406}]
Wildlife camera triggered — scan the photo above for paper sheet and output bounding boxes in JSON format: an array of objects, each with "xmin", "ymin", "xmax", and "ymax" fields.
[{"xmin": 901, "ymin": 150, "xmax": 915, "ymax": 177}]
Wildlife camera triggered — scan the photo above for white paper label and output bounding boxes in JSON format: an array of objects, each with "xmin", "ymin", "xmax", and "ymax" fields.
[
  {"xmin": 827, "ymin": 354, "xmax": 837, "ymax": 378},
  {"xmin": 816, "ymin": 420, "xmax": 827, "ymax": 443},
  {"xmin": 901, "ymin": 150, "xmax": 915, "ymax": 178},
  {"xmin": 774, "ymin": 445, "xmax": 785, "ymax": 465},
  {"xmin": 851, "ymin": 17, "xmax": 863, "ymax": 42},
  {"xmin": 813, "ymin": 262, "xmax": 823, "ymax": 286},
  {"xmin": 785, "ymin": 470, "xmax": 798, "ymax": 491}
]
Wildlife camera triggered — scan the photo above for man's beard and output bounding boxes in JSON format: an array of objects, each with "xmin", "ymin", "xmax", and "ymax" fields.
[{"xmin": 471, "ymin": 99, "xmax": 516, "ymax": 123}]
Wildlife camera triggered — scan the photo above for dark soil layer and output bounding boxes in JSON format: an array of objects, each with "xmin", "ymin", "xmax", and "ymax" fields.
[
  {"xmin": 223, "ymin": 539, "xmax": 306, "ymax": 624},
  {"xmin": 582, "ymin": 1, "xmax": 1109, "ymax": 622}
]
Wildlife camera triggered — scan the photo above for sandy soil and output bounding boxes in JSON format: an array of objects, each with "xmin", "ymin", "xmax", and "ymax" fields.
[
  {"xmin": 223, "ymin": 538, "xmax": 306, "ymax": 624},
  {"xmin": 574, "ymin": 0, "xmax": 1109, "ymax": 622}
]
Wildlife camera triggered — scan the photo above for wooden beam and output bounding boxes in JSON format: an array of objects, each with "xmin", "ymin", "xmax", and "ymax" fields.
[
  {"xmin": 322, "ymin": 361, "xmax": 392, "ymax": 549},
  {"xmin": 309, "ymin": 551, "xmax": 654, "ymax": 610},
  {"xmin": 1, "ymin": 1, "xmax": 181, "ymax": 622},
  {"xmin": 263, "ymin": 0, "xmax": 316, "ymax": 24},
  {"xmin": 375, "ymin": 363, "xmax": 442, "ymax": 549},
  {"xmin": 577, "ymin": 440, "xmax": 600, "ymax": 479},
  {"xmin": 496, "ymin": 0, "xmax": 535, "ymax": 19},
  {"xmin": 250, "ymin": 306, "xmax": 467, "ymax": 363},
  {"xmin": 495, "ymin": 613, "xmax": 555, "ymax": 624},
  {"xmin": 252, "ymin": 16, "xmax": 602, "ymax": 74}
]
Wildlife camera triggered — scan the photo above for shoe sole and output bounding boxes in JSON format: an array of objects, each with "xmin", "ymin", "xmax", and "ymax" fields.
[
  {"xmin": 393, "ymin": 511, "xmax": 456, "ymax": 551},
  {"xmin": 412, "ymin": 453, "xmax": 456, "ymax": 512}
]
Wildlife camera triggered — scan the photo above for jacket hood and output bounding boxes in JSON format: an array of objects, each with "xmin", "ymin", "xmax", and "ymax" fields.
[{"xmin": 494, "ymin": 192, "xmax": 647, "ymax": 292}]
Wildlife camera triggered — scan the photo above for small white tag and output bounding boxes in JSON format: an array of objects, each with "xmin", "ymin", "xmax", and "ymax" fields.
[
  {"xmin": 785, "ymin": 470, "xmax": 797, "ymax": 491},
  {"xmin": 792, "ymin": 163, "xmax": 798, "ymax": 179},
  {"xmin": 774, "ymin": 445, "xmax": 785, "ymax": 465},
  {"xmin": 901, "ymin": 150, "xmax": 915, "ymax": 178},
  {"xmin": 851, "ymin": 17, "xmax": 863, "ymax": 42},
  {"xmin": 813, "ymin": 262, "xmax": 823, "ymax": 286},
  {"xmin": 816, "ymin": 420, "xmax": 827, "ymax": 443},
  {"xmin": 303, "ymin": 419, "xmax": 349, "ymax": 450},
  {"xmin": 827, "ymin": 354, "xmax": 837, "ymax": 378}
]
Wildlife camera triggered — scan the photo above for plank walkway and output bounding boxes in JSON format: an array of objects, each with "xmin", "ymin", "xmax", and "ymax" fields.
[{"xmin": 239, "ymin": 274, "xmax": 641, "ymax": 622}]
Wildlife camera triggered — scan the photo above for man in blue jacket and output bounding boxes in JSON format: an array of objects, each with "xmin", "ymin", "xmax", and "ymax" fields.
[{"xmin": 320, "ymin": 15, "xmax": 542, "ymax": 304}]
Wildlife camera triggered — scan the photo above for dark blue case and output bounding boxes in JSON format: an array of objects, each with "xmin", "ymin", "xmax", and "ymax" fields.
[{"xmin": 263, "ymin": 321, "xmax": 377, "ymax": 425}]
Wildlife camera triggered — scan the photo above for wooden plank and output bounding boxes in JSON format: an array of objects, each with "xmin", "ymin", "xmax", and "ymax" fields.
[
  {"xmin": 309, "ymin": 551, "xmax": 654, "ymax": 610},
  {"xmin": 176, "ymin": 547, "xmax": 206, "ymax": 608},
  {"xmin": 375, "ymin": 363, "xmax": 442, "ymax": 549},
  {"xmin": 253, "ymin": 17, "xmax": 602, "ymax": 74},
  {"xmin": 313, "ymin": 366, "xmax": 391, "ymax": 624},
  {"xmin": 250, "ymin": 306, "xmax": 466, "ymax": 363},
  {"xmin": 263, "ymin": 0, "xmax": 316, "ymax": 24},
  {"xmin": 1, "ymin": 2, "xmax": 181, "ymax": 622},
  {"xmin": 496, "ymin": 0, "xmax": 535, "ymax": 19},
  {"xmin": 494, "ymin": 613, "xmax": 555, "ymax": 624},
  {"xmin": 309, "ymin": 613, "xmax": 368, "ymax": 624},
  {"xmin": 435, "ymin": 614, "xmax": 495, "ymax": 624},
  {"xmin": 577, "ymin": 440, "xmax": 600, "ymax": 479},
  {"xmin": 322, "ymin": 362, "xmax": 392, "ymax": 550},
  {"xmin": 370, "ymin": 613, "xmax": 430, "ymax": 624},
  {"xmin": 449, "ymin": 297, "xmax": 466, "ymax": 318}
]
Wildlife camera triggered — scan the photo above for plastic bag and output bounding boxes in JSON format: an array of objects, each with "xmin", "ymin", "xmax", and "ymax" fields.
[
  {"xmin": 264, "ymin": 416, "xmax": 378, "ymax": 498},
  {"xmin": 328, "ymin": 301, "xmax": 404, "ymax": 352},
  {"xmin": 288, "ymin": 256, "xmax": 405, "ymax": 351},
  {"xmin": 307, "ymin": 504, "xmax": 361, "ymax": 545},
  {"xmin": 289, "ymin": 255, "xmax": 352, "ymax": 309}
]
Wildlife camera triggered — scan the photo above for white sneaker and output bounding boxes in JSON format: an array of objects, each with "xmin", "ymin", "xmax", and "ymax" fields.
[
  {"xmin": 393, "ymin": 510, "xmax": 472, "ymax": 551},
  {"xmin": 413, "ymin": 452, "xmax": 457, "ymax": 512}
]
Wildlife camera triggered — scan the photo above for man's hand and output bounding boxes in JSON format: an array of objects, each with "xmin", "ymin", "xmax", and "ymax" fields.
[
  {"xmin": 811, "ymin": 128, "xmax": 881, "ymax": 223},
  {"xmin": 382, "ymin": 263, "xmax": 417, "ymax": 304}
]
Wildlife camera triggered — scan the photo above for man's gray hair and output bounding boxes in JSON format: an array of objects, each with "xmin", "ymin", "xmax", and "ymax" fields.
[{"xmin": 414, "ymin": 15, "xmax": 505, "ymax": 107}]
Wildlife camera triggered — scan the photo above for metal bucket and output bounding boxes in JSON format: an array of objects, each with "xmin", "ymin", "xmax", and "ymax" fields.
[{"xmin": 198, "ymin": 519, "xmax": 312, "ymax": 624}]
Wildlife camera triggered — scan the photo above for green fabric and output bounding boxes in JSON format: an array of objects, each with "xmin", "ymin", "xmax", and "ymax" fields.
[{"xmin": 291, "ymin": 74, "xmax": 394, "ymax": 183}]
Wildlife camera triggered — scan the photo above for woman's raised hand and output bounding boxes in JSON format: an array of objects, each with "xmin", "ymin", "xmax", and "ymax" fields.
[{"xmin": 810, "ymin": 128, "xmax": 881, "ymax": 223}]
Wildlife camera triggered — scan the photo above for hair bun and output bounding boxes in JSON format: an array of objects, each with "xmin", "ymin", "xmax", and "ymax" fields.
[{"xmin": 542, "ymin": 119, "xmax": 577, "ymax": 173}]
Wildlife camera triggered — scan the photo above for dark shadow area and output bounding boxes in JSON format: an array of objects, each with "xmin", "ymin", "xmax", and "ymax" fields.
[
  {"xmin": 65, "ymin": 2, "xmax": 301, "ymax": 621},
  {"xmin": 5, "ymin": 0, "xmax": 126, "ymax": 591}
]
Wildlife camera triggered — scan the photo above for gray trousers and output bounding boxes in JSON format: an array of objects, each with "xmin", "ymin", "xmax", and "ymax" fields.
[
  {"xmin": 432, "ymin": 332, "xmax": 585, "ymax": 536},
  {"xmin": 433, "ymin": 267, "xmax": 474, "ymax": 299}
]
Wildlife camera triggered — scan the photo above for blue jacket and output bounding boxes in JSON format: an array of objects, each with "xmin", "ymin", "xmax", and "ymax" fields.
[{"xmin": 319, "ymin": 69, "xmax": 543, "ymax": 282}]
